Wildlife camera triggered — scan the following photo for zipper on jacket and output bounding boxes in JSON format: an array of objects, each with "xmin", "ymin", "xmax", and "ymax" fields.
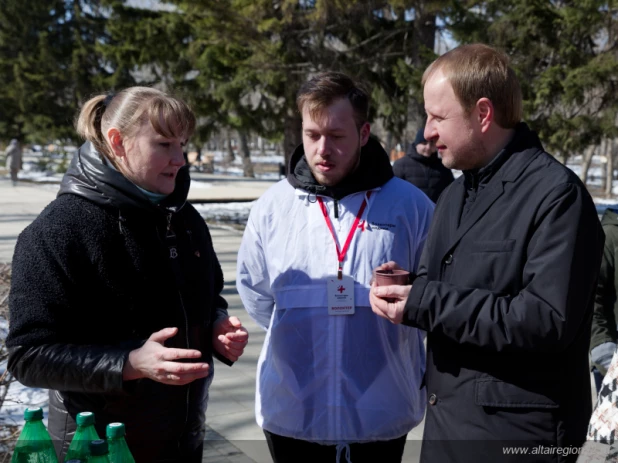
[
  {"xmin": 178, "ymin": 291, "xmax": 191, "ymax": 434},
  {"xmin": 165, "ymin": 211, "xmax": 191, "ymax": 435}
]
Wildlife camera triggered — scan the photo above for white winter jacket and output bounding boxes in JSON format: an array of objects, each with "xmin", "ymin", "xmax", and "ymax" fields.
[{"xmin": 237, "ymin": 176, "xmax": 434, "ymax": 443}]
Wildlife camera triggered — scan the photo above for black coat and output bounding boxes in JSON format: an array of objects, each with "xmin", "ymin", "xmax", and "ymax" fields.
[
  {"xmin": 393, "ymin": 147, "xmax": 454, "ymax": 203},
  {"xmin": 7, "ymin": 142, "xmax": 230, "ymax": 462},
  {"xmin": 403, "ymin": 124, "xmax": 604, "ymax": 462}
]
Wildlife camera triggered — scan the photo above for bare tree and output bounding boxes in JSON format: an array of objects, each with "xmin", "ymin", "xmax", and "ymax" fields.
[
  {"xmin": 605, "ymin": 138, "xmax": 618, "ymax": 198},
  {"xmin": 579, "ymin": 145, "xmax": 598, "ymax": 185},
  {"xmin": 225, "ymin": 129, "xmax": 235, "ymax": 164},
  {"xmin": 239, "ymin": 131, "xmax": 255, "ymax": 178}
]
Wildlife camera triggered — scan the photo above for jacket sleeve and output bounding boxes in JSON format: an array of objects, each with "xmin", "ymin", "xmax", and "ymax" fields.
[
  {"xmin": 404, "ymin": 182, "xmax": 604, "ymax": 353},
  {"xmin": 590, "ymin": 225, "xmax": 618, "ymax": 351},
  {"xmin": 7, "ymin": 225, "xmax": 133, "ymax": 394},
  {"xmin": 412, "ymin": 195, "xmax": 435, "ymax": 273},
  {"xmin": 202, "ymin": 221, "xmax": 229, "ymax": 325},
  {"xmin": 236, "ymin": 210, "xmax": 275, "ymax": 331},
  {"xmin": 201, "ymin": 221, "xmax": 234, "ymax": 366},
  {"xmin": 414, "ymin": 196, "xmax": 443, "ymax": 280}
]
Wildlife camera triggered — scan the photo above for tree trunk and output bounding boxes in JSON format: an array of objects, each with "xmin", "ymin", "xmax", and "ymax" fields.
[
  {"xmin": 607, "ymin": 139, "xmax": 617, "ymax": 198},
  {"xmin": 282, "ymin": 64, "xmax": 303, "ymax": 175},
  {"xmin": 239, "ymin": 131, "xmax": 255, "ymax": 178},
  {"xmin": 225, "ymin": 129, "xmax": 235, "ymax": 163},
  {"xmin": 579, "ymin": 145, "xmax": 596, "ymax": 185},
  {"xmin": 405, "ymin": 7, "xmax": 436, "ymax": 140},
  {"xmin": 283, "ymin": 109, "xmax": 302, "ymax": 175}
]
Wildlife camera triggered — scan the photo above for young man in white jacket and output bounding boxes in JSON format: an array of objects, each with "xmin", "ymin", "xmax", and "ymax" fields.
[{"xmin": 237, "ymin": 71, "xmax": 434, "ymax": 462}]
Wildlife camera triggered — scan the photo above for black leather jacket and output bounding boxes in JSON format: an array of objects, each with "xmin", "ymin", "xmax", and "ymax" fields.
[{"xmin": 7, "ymin": 142, "xmax": 230, "ymax": 462}]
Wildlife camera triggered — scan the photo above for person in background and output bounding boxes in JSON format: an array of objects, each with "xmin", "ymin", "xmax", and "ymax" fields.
[
  {"xmin": 4, "ymin": 138, "xmax": 22, "ymax": 186},
  {"xmin": 578, "ymin": 346, "xmax": 618, "ymax": 462},
  {"xmin": 237, "ymin": 71, "xmax": 433, "ymax": 462},
  {"xmin": 393, "ymin": 127, "xmax": 454, "ymax": 203},
  {"xmin": 6, "ymin": 87, "xmax": 249, "ymax": 462},
  {"xmin": 590, "ymin": 206, "xmax": 618, "ymax": 393},
  {"xmin": 370, "ymin": 44, "xmax": 604, "ymax": 463}
]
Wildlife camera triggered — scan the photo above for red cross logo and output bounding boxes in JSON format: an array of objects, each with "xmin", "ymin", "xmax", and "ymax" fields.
[
  {"xmin": 337, "ymin": 285, "xmax": 346, "ymax": 294},
  {"xmin": 358, "ymin": 220, "xmax": 366, "ymax": 231}
]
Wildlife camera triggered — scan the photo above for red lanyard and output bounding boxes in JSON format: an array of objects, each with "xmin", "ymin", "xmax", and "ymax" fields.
[{"xmin": 317, "ymin": 192, "xmax": 371, "ymax": 279}]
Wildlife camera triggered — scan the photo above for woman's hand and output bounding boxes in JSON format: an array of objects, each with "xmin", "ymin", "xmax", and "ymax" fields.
[
  {"xmin": 123, "ymin": 327, "xmax": 210, "ymax": 385},
  {"xmin": 213, "ymin": 316, "xmax": 249, "ymax": 362}
]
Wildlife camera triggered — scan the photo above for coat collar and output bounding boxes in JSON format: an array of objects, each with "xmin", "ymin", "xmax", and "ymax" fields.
[
  {"xmin": 437, "ymin": 123, "xmax": 544, "ymax": 258},
  {"xmin": 58, "ymin": 141, "xmax": 190, "ymax": 212}
]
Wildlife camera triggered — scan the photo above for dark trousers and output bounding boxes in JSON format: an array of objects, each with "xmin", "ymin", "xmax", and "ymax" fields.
[{"xmin": 264, "ymin": 430, "xmax": 407, "ymax": 463}]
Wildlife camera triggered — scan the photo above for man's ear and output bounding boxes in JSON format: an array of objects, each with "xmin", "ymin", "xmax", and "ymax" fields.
[
  {"xmin": 476, "ymin": 98, "xmax": 494, "ymax": 134},
  {"xmin": 359, "ymin": 122, "xmax": 371, "ymax": 147},
  {"xmin": 106, "ymin": 128, "xmax": 126, "ymax": 160}
]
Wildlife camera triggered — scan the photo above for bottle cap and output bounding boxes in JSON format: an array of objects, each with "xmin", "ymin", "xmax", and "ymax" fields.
[
  {"xmin": 106, "ymin": 422, "xmax": 126, "ymax": 438},
  {"xmin": 76, "ymin": 411, "xmax": 95, "ymax": 426},
  {"xmin": 89, "ymin": 439, "xmax": 108, "ymax": 456},
  {"xmin": 24, "ymin": 407, "xmax": 43, "ymax": 421}
]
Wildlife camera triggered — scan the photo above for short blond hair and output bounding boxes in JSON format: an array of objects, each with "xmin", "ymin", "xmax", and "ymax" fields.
[
  {"xmin": 75, "ymin": 87, "xmax": 196, "ymax": 163},
  {"xmin": 422, "ymin": 44, "xmax": 522, "ymax": 128}
]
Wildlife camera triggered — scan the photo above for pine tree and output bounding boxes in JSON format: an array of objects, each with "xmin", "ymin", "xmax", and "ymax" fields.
[
  {"xmin": 0, "ymin": 1, "xmax": 114, "ymax": 143},
  {"xmin": 444, "ymin": 0, "xmax": 618, "ymax": 165}
]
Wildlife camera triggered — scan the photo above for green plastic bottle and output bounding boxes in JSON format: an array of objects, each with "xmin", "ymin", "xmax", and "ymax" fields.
[
  {"xmin": 105, "ymin": 423, "xmax": 135, "ymax": 463},
  {"xmin": 86, "ymin": 440, "xmax": 110, "ymax": 463},
  {"xmin": 64, "ymin": 412, "xmax": 100, "ymax": 461},
  {"xmin": 11, "ymin": 407, "xmax": 59, "ymax": 463}
]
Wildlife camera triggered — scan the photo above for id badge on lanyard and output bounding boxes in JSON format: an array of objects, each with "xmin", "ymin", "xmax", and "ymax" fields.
[
  {"xmin": 317, "ymin": 192, "xmax": 371, "ymax": 316},
  {"xmin": 327, "ymin": 275, "xmax": 355, "ymax": 315}
]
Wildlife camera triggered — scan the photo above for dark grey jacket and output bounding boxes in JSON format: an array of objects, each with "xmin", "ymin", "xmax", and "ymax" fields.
[
  {"xmin": 403, "ymin": 124, "xmax": 604, "ymax": 462},
  {"xmin": 7, "ymin": 142, "xmax": 230, "ymax": 462},
  {"xmin": 393, "ymin": 146, "xmax": 454, "ymax": 203}
]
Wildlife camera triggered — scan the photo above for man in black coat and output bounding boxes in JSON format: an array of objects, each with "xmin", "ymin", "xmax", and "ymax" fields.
[
  {"xmin": 393, "ymin": 128, "xmax": 454, "ymax": 203},
  {"xmin": 370, "ymin": 43, "xmax": 604, "ymax": 463}
]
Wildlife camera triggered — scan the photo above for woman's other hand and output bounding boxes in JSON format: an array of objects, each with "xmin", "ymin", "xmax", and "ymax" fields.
[
  {"xmin": 123, "ymin": 327, "xmax": 210, "ymax": 385},
  {"xmin": 213, "ymin": 316, "xmax": 249, "ymax": 362}
]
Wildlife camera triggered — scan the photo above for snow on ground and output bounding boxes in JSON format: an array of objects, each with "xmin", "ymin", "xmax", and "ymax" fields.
[
  {"xmin": 188, "ymin": 180, "xmax": 213, "ymax": 189},
  {"xmin": 0, "ymin": 318, "xmax": 49, "ymax": 428},
  {"xmin": 211, "ymin": 150, "xmax": 283, "ymax": 165},
  {"xmin": 16, "ymin": 151, "xmax": 284, "ymax": 182},
  {"xmin": 193, "ymin": 201, "xmax": 254, "ymax": 226}
]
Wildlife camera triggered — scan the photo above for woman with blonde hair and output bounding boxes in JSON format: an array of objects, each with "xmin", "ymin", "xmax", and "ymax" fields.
[{"xmin": 6, "ymin": 87, "xmax": 249, "ymax": 462}]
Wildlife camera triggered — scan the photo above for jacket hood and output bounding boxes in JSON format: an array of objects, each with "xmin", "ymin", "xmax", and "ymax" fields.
[
  {"xmin": 286, "ymin": 136, "xmax": 394, "ymax": 200},
  {"xmin": 57, "ymin": 141, "xmax": 190, "ymax": 211},
  {"xmin": 602, "ymin": 207, "xmax": 618, "ymax": 226}
]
